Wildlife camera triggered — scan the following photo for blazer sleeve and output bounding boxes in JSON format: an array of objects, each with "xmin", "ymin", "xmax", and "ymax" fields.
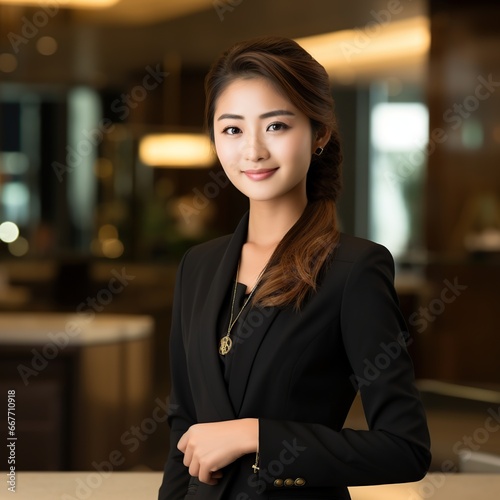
[
  {"xmin": 258, "ymin": 243, "xmax": 431, "ymax": 489},
  {"xmin": 158, "ymin": 251, "xmax": 196, "ymax": 500}
]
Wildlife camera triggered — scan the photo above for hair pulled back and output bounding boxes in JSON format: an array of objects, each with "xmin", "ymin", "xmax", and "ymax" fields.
[{"xmin": 205, "ymin": 36, "xmax": 343, "ymax": 309}]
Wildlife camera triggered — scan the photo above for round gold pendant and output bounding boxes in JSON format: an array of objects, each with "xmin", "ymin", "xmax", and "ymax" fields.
[{"xmin": 219, "ymin": 335, "xmax": 232, "ymax": 355}]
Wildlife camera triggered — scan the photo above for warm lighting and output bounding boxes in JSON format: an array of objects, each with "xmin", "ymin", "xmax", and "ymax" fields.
[
  {"xmin": 36, "ymin": 36, "xmax": 58, "ymax": 56},
  {"xmin": 0, "ymin": 53, "xmax": 17, "ymax": 73},
  {"xmin": 295, "ymin": 16, "xmax": 430, "ymax": 82},
  {"xmin": 0, "ymin": 0, "xmax": 119, "ymax": 8},
  {"xmin": 98, "ymin": 224, "xmax": 118, "ymax": 241},
  {"xmin": 493, "ymin": 126, "xmax": 500, "ymax": 145},
  {"xmin": 139, "ymin": 133, "xmax": 215, "ymax": 168},
  {"xmin": 94, "ymin": 158, "xmax": 114, "ymax": 178},
  {"xmin": 8, "ymin": 237, "xmax": 29, "ymax": 257},
  {"xmin": 101, "ymin": 238, "xmax": 124, "ymax": 258},
  {"xmin": 0, "ymin": 221, "xmax": 19, "ymax": 244}
]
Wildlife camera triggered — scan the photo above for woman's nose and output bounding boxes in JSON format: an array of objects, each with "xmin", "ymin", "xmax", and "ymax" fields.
[{"xmin": 244, "ymin": 134, "xmax": 270, "ymax": 162}]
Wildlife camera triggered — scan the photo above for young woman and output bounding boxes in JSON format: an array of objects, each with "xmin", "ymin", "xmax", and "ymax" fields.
[{"xmin": 159, "ymin": 36, "xmax": 431, "ymax": 500}]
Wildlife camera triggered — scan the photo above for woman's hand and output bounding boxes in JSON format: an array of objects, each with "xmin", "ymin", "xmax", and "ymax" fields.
[{"xmin": 177, "ymin": 418, "xmax": 258, "ymax": 485}]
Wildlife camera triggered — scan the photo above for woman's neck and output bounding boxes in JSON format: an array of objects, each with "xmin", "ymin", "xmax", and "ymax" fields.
[{"xmin": 247, "ymin": 197, "xmax": 307, "ymax": 248}]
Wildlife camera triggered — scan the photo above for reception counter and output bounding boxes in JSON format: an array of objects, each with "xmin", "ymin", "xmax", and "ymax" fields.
[
  {"xmin": 0, "ymin": 312, "xmax": 154, "ymax": 345},
  {"xmin": 8, "ymin": 472, "xmax": 500, "ymax": 499},
  {"xmin": 0, "ymin": 313, "xmax": 154, "ymax": 471}
]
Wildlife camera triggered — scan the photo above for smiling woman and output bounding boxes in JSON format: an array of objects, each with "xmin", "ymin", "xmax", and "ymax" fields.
[
  {"xmin": 158, "ymin": 36, "xmax": 431, "ymax": 500},
  {"xmin": 213, "ymin": 78, "xmax": 315, "ymax": 204},
  {"xmin": 204, "ymin": 37, "xmax": 343, "ymax": 309}
]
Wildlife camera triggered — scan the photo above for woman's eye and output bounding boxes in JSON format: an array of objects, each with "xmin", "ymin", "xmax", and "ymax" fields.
[
  {"xmin": 267, "ymin": 122, "xmax": 289, "ymax": 132},
  {"xmin": 222, "ymin": 126, "xmax": 241, "ymax": 135}
]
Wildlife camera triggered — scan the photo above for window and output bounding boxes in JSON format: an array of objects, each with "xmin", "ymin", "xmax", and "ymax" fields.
[{"xmin": 369, "ymin": 102, "xmax": 428, "ymax": 258}]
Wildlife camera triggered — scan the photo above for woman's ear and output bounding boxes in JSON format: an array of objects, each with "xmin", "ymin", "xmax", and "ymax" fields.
[{"xmin": 312, "ymin": 126, "xmax": 331, "ymax": 153}]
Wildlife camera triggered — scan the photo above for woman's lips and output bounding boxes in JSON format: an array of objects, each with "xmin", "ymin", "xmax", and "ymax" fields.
[{"xmin": 243, "ymin": 168, "xmax": 279, "ymax": 181}]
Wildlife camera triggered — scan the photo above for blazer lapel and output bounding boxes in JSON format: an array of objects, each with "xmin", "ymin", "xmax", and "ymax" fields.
[
  {"xmin": 196, "ymin": 213, "xmax": 249, "ymax": 420},
  {"xmin": 227, "ymin": 303, "xmax": 281, "ymax": 416}
]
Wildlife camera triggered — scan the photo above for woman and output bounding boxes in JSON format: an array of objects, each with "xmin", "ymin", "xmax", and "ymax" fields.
[{"xmin": 159, "ymin": 36, "xmax": 431, "ymax": 500}]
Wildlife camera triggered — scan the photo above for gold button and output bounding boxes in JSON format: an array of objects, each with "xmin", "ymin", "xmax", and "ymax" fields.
[
  {"xmin": 273, "ymin": 479, "xmax": 283, "ymax": 487},
  {"xmin": 284, "ymin": 478, "xmax": 294, "ymax": 487},
  {"xmin": 294, "ymin": 477, "xmax": 306, "ymax": 487}
]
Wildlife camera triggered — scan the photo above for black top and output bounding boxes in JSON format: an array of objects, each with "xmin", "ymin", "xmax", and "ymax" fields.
[{"xmin": 218, "ymin": 281, "xmax": 251, "ymax": 392}]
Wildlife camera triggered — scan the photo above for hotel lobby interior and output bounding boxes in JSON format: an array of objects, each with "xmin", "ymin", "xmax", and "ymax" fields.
[{"xmin": 0, "ymin": 0, "xmax": 499, "ymax": 498}]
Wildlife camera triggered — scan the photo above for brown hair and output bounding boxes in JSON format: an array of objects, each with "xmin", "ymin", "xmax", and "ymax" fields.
[{"xmin": 205, "ymin": 36, "xmax": 343, "ymax": 310}]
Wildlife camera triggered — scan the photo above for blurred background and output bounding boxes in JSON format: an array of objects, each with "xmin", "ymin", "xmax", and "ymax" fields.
[{"xmin": 0, "ymin": 0, "xmax": 499, "ymax": 477}]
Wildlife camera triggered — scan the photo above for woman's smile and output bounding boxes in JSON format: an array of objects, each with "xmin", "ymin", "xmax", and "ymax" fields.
[{"xmin": 242, "ymin": 167, "xmax": 280, "ymax": 181}]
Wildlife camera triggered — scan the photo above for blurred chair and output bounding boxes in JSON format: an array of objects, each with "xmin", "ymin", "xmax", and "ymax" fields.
[{"xmin": 458, "ymin": 450, "xmax": 500, "ymax": 473}]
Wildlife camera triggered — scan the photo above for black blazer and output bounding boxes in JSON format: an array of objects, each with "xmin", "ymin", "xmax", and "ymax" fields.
[{"xmin": 159, "ymin": 213, "xmax": 431, "ymax": 500}]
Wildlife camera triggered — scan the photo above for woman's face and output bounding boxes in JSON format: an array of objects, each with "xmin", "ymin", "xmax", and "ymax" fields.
[{"xmin": 213, "ymin": 77, "xmax": 321, "ymax": 205}]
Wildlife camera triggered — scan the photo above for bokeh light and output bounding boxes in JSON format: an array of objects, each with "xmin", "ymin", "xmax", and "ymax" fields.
[
  {"xmin": 8, "ymin": 237, "xmax": 29, "ymax": 257},
  {"xmin": 0, "ymin": 53, "xmax": 17, "ymax": 73},
  {"xmin": 0, "ymin": 221, "xmax": 20, "ymax": 243},
  {"xmin": 36, "ymin": 36, "xmax": 58, "ymax": 56}
]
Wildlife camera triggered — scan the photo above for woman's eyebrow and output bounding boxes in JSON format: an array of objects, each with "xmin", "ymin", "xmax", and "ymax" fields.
[
  {"xmin": 260, "ymin": 109, "xmax": 295, "ymax": 119},
  {"xmin": 217, "ymin": 109, "xmax": 295, "ymax": 121}
]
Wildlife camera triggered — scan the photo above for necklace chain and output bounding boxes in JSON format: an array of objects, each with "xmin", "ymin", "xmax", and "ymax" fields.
[{"xmin": 219, "ymin": 262, "xmax": 267, "ymax": 356}]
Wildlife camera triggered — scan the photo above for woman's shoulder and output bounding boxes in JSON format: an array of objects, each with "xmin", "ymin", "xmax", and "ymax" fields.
[
  {"xmin": 325, "ymin": 234, "xmax": 397, "ymax": 292},
  {"xmin": 181, "ymin": 233, "xmax": 234, "ymax": 270},
  {"xmin": 334, "ymin": 233, "xmax": 394, "ymax": 265},
  {"xmin": 175, "ymin": 234, "xmax": 235, "ymax": 286}
]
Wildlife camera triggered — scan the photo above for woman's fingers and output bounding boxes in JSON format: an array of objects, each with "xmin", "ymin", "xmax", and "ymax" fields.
[{"xmin": 177, "ymin": 420, "xmax": 257, "ymax": 485}]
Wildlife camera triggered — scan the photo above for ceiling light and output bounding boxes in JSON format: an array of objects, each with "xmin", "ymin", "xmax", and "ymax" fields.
[
  {"xmin": 0, "ymin": 0, "xmax": 120, "ymax": 8},
  {"xmin": 295, "ymin": 16, "xmax": 430, "ymax": 83},
  {"xmin": 139, "ymin": 133, "xmax": 215, "ymax": 168}
]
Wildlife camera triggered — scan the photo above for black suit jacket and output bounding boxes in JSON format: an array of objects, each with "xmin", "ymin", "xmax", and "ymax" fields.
[{"xmin": 159, "ymin": 213, "xmax": 431, "ymax": 500}]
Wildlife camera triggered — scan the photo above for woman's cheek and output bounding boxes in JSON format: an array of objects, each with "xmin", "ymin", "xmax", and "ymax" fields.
[
  {"xmin": 216, "ymin": 148, "xmax": 238, "ymax": 175},
  {"xmin": 215, "ymin": 143, "xmax": 231, "ymax": 169},
  {"xmin": 216, "ymin": 153, "xmax": 231, "ymax": 175}
]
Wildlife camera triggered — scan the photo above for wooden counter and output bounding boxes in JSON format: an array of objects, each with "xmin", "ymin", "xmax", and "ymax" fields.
[
  {"xmin": 0, "ymin": 314, "xmax": 154, "ymax": 471},
  {"xmin": 6, "ymin": 472, "xmax": 500, "ymax": 499}
]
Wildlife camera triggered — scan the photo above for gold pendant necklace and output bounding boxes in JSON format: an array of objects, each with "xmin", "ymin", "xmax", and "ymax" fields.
[{"xmin": 219, "ymin": 262, "xmax": 266, "ymax": 355}]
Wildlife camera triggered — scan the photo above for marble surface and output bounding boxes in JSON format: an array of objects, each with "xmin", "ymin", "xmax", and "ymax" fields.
[
  {"xmin": 0, "ymin": 313, "xmax": 154, "ymax": 345},
  {"xmin": 6, "ymin": 472, "xmax": 500, "ymax": 499}
]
